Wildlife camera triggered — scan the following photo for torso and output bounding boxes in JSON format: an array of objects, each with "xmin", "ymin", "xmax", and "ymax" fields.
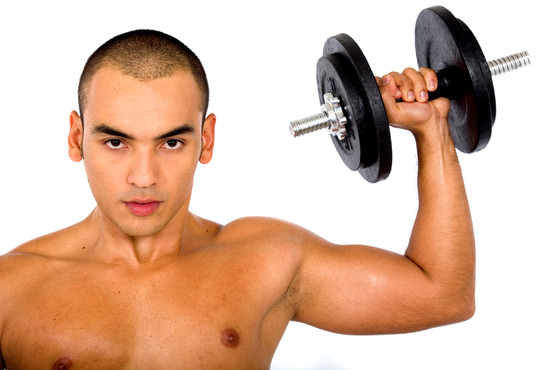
[{"xmin": 0, "ymin": 215, "xmax": 303, "ymax": 369}]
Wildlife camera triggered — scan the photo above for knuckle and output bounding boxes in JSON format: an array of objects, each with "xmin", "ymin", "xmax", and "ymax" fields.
[
  {"xmin": 402, "ymin": 67, "xmax": 417, "ymax": 75},
  {"xmin": 419, "ymin": 67, "xmax": 437, "ymax": 78},
  {"xmin": 389, "ymin": 71, "xmax": 410, "ymax": 87}
]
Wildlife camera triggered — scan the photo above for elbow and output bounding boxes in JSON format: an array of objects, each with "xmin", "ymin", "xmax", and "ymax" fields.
[
  {"xmin": 426, "ymin": 278, "xmax": 476, "ymax": 327},
  {"xmin": 452, "ymin": 296, "xmax": 476, "ymax": 323},
  {"xmin": 439, "ymin": 290, "xmax": 476, "ymax": 325},
  {"xmin": 450, "ymin": 278, "xmax": 476, "ymax": 323},
  {"xmin": 461, "ymin": 293, "xmax": 476, "ymax": 320},
  {"xmin": 432, "ymin": 271, "xmax": 476, "ymax": 325}
]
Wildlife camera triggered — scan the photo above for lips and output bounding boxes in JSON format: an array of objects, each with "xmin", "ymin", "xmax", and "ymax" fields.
[{"xmin": 124, "ymin": 200, "xmax": 161, "ymax": 216}]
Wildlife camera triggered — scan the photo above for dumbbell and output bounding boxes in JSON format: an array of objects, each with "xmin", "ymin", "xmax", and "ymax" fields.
[{"xmin": 289, "ymin": 5, "xmax": 530, "ymax": 183}]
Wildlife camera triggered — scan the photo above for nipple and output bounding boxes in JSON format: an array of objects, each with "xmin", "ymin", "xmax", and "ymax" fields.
[
  {"xmin": 52, "ymin": 357, "xmax": 73, "ymax": 370},
  {"xmin": 220, "ymin": 328, "xmax": 239, "ymax": 348}
]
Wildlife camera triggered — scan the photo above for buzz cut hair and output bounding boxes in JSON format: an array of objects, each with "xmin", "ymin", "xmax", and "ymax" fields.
[{"xmin": 77, "ymin": 29, "xmax": 209, "ymax": 122}]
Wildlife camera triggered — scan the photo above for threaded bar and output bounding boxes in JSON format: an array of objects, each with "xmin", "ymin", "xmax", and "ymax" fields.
[
  {"xmin": 289, "ymin": 112, "xmax": 329, "ymax": 137},
  {"xmin": 489, "ymin": 51, "xmax": 530, "ymax": 76}
]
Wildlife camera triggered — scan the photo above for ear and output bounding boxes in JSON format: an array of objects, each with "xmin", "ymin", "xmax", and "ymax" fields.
[
  {"xmin": 68, "ymin": 110, "xmax": 84, "ymax": 162},
  {"xmin": 199, "ymin": 113, "xmax": 216, "ymax": 164}
]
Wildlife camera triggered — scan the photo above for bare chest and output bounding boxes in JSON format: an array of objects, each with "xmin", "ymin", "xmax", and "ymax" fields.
[{"xmin": 2, "ymin": 260, "xmax": 288, "ymax": 369}]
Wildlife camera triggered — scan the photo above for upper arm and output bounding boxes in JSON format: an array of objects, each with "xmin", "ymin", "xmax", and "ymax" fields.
[
  {"xmin": 0, "ymin": 255, "xmax": 12, "ymax": 369},
  {"xmin": 291, "ymin": 233, "xmax": 462, "ymax": 335}
]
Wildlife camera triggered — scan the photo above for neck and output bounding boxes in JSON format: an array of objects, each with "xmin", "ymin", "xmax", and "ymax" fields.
[{"xmin": 85, "ymin": 206, "xmax": 191, "ymax": 266}]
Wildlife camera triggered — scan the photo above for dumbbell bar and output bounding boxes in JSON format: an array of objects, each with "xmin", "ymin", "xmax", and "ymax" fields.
[{"xmin": 289, "ymin": 6, "xmax": 530, "ymax": 183}]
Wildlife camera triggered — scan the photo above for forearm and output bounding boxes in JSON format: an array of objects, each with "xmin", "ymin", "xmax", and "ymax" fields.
[{"xmin": 405, "ymin": 120, "xmax": 475, "ymax": 315}]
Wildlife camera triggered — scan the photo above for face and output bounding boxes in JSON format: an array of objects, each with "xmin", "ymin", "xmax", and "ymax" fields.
[{"xmin": 68, "ymin": 66, "xmax": 216, "ymax": 238}]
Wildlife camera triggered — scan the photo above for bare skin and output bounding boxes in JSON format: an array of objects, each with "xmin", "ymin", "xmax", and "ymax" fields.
[{"xmin": 0, "ymin": 66, "xmax": 475, "ymax": 369}]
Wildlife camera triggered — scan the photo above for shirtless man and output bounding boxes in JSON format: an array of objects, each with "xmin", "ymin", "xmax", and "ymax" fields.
[{"xmin": 0, "ymin": 30, "xmax": 475, "ymax": 369}]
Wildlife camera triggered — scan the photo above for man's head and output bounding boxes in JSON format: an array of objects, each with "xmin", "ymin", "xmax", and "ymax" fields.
[
  {"xmin": 67, "ymin": 30, "xmax": 216, "ymax": 239},
  {"xmin": 78, "ymin": 29, "xmax": 209, "ymax": 122}
]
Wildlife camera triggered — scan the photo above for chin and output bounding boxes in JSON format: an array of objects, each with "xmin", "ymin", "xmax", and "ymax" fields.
[{"xmin": 116, "ymin": 220, "xmax": 170, "ymax": 239}]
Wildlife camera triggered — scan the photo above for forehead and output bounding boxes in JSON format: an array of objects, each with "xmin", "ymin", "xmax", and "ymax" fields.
[{"xmin": 83, "ymin": 66, "xmax": 203, "ymax": 136}]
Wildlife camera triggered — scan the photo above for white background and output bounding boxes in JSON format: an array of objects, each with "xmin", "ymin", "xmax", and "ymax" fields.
[{"xmin": 0, "ymin": 0, "xmax": 538, "ymax": 369}]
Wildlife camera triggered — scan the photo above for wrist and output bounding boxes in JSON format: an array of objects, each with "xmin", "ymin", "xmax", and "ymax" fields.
[{"xmin": 413, "ymin": 116, "xmax": 455, "ymax": 152}]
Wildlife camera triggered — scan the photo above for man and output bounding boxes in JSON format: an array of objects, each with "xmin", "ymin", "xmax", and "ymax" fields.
[{"xmin": 0, "ymin": 30, "xmax": 474, "ymax": 369}]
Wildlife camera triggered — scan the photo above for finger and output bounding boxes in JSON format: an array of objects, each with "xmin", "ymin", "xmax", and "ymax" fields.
[
  {"xmin": 379, "ymin": 74, "xmax": 399, "ymax": 97},
  {"xmin": 402, "ymin": 67, "xmax": 428, "ymax": 102},
  {"xmin": 388, "ymin": 71, "xmax": 414, "ymax": 102},
  {"xmin": 419, "ymin": 67, "xmax": 438, "ymax": 92},
  {"xmin": 379, "ymin": 74, "xmax": 403, "ymax": 120}
]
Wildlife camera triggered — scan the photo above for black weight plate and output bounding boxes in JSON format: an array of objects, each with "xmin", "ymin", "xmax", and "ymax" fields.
[
  {"xmin": 317, "ymin": 34, "xmax": 392, "ymax": 183},
  {"xmin": 316, "ymin": 56, "xmax": 363, "ymax": 171},
  {"xmin": 415, "ymin": 6, "xmax": 496, "ymax": 153}
]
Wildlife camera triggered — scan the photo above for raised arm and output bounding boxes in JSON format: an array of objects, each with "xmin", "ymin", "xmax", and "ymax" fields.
[{"xmin": 291, "ymin": 67, "xmax": 475, "ymax": 335}]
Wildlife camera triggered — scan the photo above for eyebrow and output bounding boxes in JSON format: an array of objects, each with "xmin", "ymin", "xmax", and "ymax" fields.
[
  {"xmin": 91, "ymin": 124, "xmax": 196, "ymax": 141},
  {"xmin": 156, "ymin": 125, "xmax": 196, "ymax": 140}
]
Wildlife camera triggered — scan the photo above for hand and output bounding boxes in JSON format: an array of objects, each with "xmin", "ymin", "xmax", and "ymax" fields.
[{"xmin": 376, "ymin": 68, "xmax": 451, "ymax": 139}]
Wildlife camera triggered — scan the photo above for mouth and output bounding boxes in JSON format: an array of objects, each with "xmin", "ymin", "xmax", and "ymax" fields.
[{"xmin": 124, "ymin": 200, "xmax": 161, "ymax": 217}]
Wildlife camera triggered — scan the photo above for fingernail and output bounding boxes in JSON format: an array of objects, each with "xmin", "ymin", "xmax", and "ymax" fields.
[
  {"xmin": 429, "ymin": 80, "xmax": 436, "ymax": 90},
  {"xmin": 381, "ymin": 76, "xmax": 390, "ymax": 86},
  {"xmin": 420, "ymin": 90, "xmax": 427, "ymax": 101},
  {"xmin": 407, "ymin": 90, "xmax": 415, "ymax": 100}
]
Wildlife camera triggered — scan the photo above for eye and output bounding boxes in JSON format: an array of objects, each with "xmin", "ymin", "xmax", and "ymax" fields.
[
  {"xmin": 162, "ymin": 139, "xmax": 183, "ymax": 150},
  {"xmin": 105, "ymin": 139, "xmax": 126, "ymax": 149}
]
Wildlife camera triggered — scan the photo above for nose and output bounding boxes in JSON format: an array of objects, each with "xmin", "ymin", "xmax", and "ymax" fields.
[{"xmin": 126, "ymin": 149, "xmax": 158, "ymax": 188}]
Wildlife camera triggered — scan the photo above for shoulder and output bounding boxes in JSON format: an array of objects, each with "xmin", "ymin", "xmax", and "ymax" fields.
[
  {"xmin": 0, "ymin": 245, "xmax": 52, "ymax": 331},
  {"xmin": 0, "ymin": 221, "xmax": 89, "ymax": 302},
  {"xmin": 220, "ymin": 216, "xmax": 327, "ymax": 242},
  {"xmin": 0, "ymin": 250, "xmax": 49, "ymax": 299},
  {"xmin": 0, "ymin": 231, "xmax": 67, "ymax": 291},
  {"xmin": 5, "ymin": 223, "xmax": 86, "ymax": 260},
  {"xmin": 216, "ymin": 217, "xmax": 345, "ymax": 313},
  {"xmin": 216, "ymin": 216, "xmax": 334, "ymax": 264},
  {"xmin": 220, "ymin": 217, "xmax": 330, "ymax": 248},
  {"xmin": 0, "ymin": 222, "xmax": 91, "ymax": 350},
  {"xmin": 0, "ymin": 232, "xmax": 61, "ymax": 277}
]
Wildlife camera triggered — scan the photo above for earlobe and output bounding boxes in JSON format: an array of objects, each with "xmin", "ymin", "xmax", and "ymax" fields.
[
  {"xmin": 68, "ymin": 110, "xmax": 84, "ymax": 162},
  {"xmin": 199, "ymin": 113, "xmax": 216, "ymax": 164}
]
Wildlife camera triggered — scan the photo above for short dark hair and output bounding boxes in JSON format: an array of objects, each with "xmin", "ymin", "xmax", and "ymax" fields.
[{"xmin": 78, "ymin": 29, "xmax": 209, "ymax": 121}]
